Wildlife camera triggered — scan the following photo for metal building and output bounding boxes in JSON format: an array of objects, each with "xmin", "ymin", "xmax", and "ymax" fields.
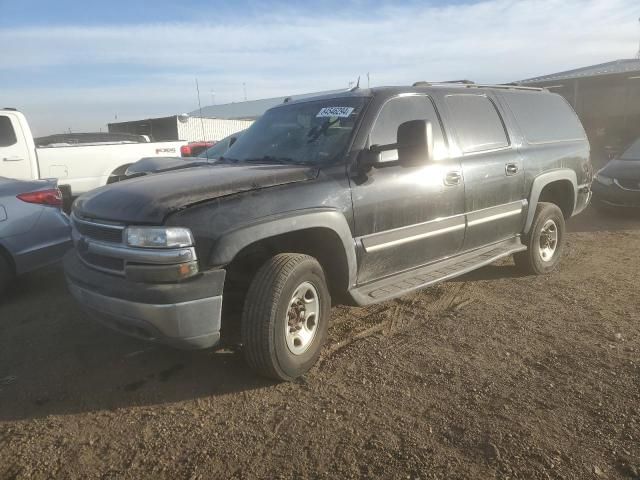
[
  {"xmin": 108, "ymin": 89, "xmax": 345, "ymax": 142},
  {"xmin": 517, "ymin": 59, "xmax": 640, "ymax": 159},
  {"xmin": 190, "ymin": 89, "xmax": 346, "ymax": 120},
  {"xmin": 108, "ymin": 115, "xmax": 253, "ymax": 142}
]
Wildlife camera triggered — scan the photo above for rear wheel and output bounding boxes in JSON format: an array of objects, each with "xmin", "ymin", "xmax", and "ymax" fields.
[
  {"xmin": 241, "ymin": 253, "xmax": 331, "ymax": 381},
  {"xmin": 514, "ymin": 202, "xmax": 565, "ymax": 275}
]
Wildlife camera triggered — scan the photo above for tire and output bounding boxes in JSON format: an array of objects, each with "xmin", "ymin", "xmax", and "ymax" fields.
[
  {"xmin": 0, "ymin": 254, "xmax": 13, "ymax": 298},
  {"xmin": 241, "ymin": 253, "xmax": 331, "ymax": 381},
  {"xmin": 514, "ymin": 202, "xmax": 566, "ymax": 275}
]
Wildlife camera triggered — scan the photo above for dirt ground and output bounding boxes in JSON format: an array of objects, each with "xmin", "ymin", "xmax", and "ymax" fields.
[{"xmin": 0, "ymin": 206, "xmax": 638, "ymax": 479}]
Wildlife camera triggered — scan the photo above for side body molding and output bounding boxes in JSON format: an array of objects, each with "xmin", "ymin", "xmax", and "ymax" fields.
[
  {"xmin": 524, "ymin": 169, "xmax": 577, "ymax": 234},
  {"xmin": 208, "ymin": 209, "xmax": 358, "ymax": 288}
]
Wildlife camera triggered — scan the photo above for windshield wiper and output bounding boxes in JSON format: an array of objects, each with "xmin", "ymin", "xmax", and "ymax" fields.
[{"xmin": 307, "ymin": 118, "xmax": 339, "ymax": 143}]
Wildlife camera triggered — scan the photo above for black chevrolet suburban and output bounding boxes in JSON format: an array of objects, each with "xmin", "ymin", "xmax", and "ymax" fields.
[{"xmin": 65, "ymin": 83, "xmax": 592, "ymax": 381}]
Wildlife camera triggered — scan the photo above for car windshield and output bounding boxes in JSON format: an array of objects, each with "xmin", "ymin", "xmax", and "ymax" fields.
[
  {"xmin": 620, "ymin": 138, "xmax": 640, "ymax": 161},
  {"xmin": 222, "ymin": 97, "xmax": 368, "ymax": 165},
  {"xmin": 197, "ymin": 131, "xmax": 245, "ymax": 159}
]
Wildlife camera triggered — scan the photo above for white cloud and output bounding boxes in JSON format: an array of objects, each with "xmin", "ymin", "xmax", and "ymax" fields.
[{"xmin": 1, "ymin": 0, "xmax": 638, "ymax": 135}]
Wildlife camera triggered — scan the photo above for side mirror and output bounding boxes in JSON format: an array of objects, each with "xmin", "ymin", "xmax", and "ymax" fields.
[
  {"xmin": 358, "ymin": 148, "xmax": 381, "ymax": 170},
  {"xmin": 397, "ymin": 120, "xmax": 433, "ymax": 165}
]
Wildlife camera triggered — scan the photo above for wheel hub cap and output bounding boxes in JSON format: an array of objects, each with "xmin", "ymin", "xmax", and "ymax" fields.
[
  {"xmin": 538, "ymin": 219, "xmax": 558, "ymax": 262},
  {"xmin": 285, "ymin": 282, "xmax": 319, "ymax": 355}
]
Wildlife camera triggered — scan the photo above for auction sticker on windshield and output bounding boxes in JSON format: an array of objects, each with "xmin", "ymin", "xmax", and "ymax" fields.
[{"xmin": 316, "ymin": 107, "xmax": 354, "ymax": 118}]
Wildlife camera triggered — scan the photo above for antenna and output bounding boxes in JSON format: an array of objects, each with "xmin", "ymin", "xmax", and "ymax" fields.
[{"xmin": 195, "ymin": 78, "xmax": 206, "ymax": 142}]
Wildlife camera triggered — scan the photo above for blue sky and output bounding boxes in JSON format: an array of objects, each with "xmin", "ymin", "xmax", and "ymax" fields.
[{"xmin": 1, "ymin": 0, "xmax": 638, "ymax": 135}]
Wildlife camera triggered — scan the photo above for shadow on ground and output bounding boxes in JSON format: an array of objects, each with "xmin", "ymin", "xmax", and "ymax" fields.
[
  {"xmin": 0, "ymin": 266, "xmax": 274, "ymax": 421},
  {"xmin": 567, "ymin": 204, "xmax": 640, "ymax": 233}
]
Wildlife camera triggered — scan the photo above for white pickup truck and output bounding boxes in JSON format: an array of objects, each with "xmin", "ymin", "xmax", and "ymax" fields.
[{"xmin": 0, "ymin": 108, "xmax": 186, "ymax": 197}]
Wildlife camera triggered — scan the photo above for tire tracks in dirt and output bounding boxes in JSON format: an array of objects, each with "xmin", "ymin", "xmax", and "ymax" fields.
[{"xmin": 322, "ymin": 280, "xmax": 476, "ymax": 361}]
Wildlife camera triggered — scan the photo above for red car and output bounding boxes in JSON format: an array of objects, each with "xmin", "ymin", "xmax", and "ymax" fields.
[{"xmin": 180, "ymin": 141, "xmax": 216, "ymax": 157}]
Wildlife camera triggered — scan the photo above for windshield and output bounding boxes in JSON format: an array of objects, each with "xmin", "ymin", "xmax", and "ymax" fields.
[
  {"xmin": 222, "ymin": 97, "xmax": 368, "ymax": 165},
  {"xmin": 197, "ymin": 131, "xmax": 245, "ymax": 159},
  {"xmin": 620, "ymin": 138, "xmax": 640, "ymax": 161}
]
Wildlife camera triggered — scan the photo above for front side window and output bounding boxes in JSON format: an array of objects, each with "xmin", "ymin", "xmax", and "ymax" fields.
[
  {"xmin": 370, "ymin": 96, "xmax": 447, "ymax": 162},
  {"xmin": 0, "ymin": 116, "xmax": 17, "ymax": 147},
  {"xmin": 223, "ymin": 97, "xmax": 368, "ymax": 165},
  {"xmin": 446, "ymin": 94, "xmax": 509, "ymax": 154}
]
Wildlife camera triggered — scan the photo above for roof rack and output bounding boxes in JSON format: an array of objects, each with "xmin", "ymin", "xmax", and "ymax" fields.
[
  {"xmin": 439, "ymin": 79, "xmax": 476, "ymax": 85},
  {"xmin": 413, "ymin": 81, "xmax": 544, "ymax": 92}
]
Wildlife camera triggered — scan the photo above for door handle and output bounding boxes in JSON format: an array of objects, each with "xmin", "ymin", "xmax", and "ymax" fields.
[
  {"xmin": 505, "ymin": 163, "xmax": 519, "ymax": 176},
  {"xmin": 2, "ymin": 157, "xmax": 24, "ymax": 162},
  {"xmin": 444, "ymin": 171, "xmax": 462, "ymax": 186}
]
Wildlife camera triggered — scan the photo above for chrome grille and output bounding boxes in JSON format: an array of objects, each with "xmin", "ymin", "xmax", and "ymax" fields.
[{"xmin": 72, "ymin": 215, "xmax": 124, "ymax": 244}]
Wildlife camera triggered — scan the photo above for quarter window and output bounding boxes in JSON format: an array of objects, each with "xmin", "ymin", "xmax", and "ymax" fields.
[
  {"xmin": 501, "ymin": 91, "xmax": 586, "ymax": 144},
  {"xmin": 0, "ymin": 116, "xmax": 17, "ymax": 147},
  {"xmin": 446, "ymin": 95, "xmax": 509, "ymax": 154},
  {"xmin": 370, "ymin": 96, "xmax": 447, "ymax": 161}
]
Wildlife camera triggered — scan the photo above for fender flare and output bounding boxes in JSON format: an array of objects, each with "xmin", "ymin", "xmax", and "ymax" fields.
[
  {"xmin": 209, "ymin": 209, "xmax": 358, "ymax": 288},
  {"xmin": 524, "ymin": 169, "xmax": 577, "ymax": 234}
]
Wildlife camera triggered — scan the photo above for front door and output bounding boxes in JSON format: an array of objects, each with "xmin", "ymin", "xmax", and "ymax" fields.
[
  {"xmin": 0, "ymin": 114, "xmax": 33, "ymax": 180},
  {"xmin": 350, "ymin": 95, "xmax": 465, "ymax": 284},
  {"xmin": 444, "ymin": 94, "xmax": 525, "ymax": 251}
]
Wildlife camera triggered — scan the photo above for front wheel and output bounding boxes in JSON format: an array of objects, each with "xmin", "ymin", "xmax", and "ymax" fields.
[
  {"xmin": 514, "ymin": 202, "xmax": 566, "ymax": 275},
  {"xmin": 241, "ymin": 253, "xmax": 331, "ymax": 381}
]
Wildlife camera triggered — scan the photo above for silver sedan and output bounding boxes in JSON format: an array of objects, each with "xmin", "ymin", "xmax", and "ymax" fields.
[{"xmin": 0, "ymin": 177, "xmax": 72, "ymax": 295}]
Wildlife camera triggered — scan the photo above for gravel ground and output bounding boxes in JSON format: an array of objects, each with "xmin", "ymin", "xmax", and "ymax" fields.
[{"xmin": 0, "ymin": 206, "xmax": 638, "ymax": 479}]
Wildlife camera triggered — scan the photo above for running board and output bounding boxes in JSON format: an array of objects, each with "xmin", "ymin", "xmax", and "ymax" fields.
[{"xmin": 349, "ymin": 237, "xmax": 526, "ymax": 306}]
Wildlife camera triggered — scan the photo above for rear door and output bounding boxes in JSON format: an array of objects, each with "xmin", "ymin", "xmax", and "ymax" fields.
[
  {"xmin": 0, "ymin": 114, "xmax": 33, "ymax": 180},
  {"xmin": 350, "ymin": 94, "xmax": 465, "ymax": 283},
  {"xmin": 444, "ymin": 94, "xmax": 525, "ymax": 251}
]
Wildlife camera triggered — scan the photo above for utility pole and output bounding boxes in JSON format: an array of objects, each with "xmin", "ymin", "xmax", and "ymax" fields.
[
  {"xmin": 243, "ymin": 83, "xmax": 247, "ymax": 101},
  {"xmin": 210, "ymin": 90, "xmax": 215, "ymax": 105}
]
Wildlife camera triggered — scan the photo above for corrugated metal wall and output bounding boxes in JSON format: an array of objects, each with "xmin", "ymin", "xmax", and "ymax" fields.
[{"xmin": 177, "ymin": 117, "xmax": 253, "ymax": 142}]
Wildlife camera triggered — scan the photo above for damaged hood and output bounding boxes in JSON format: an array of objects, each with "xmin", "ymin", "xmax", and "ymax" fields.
[{"xmin": 74, "ymin": 163, "xmax": 318, "ymax": 224}]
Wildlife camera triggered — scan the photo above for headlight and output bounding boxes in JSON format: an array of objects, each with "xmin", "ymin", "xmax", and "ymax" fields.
[
  {"xmin": 594, "ymin": 172, "xmax": 614, "ymax": 186},
  {"xmin": 126, "ymin": 227, "xmax": 194, "ymax": 248}
]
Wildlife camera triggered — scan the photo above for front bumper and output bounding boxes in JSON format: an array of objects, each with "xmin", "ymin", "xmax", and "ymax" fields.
[
  {"xmin": 64, "ymin": 250, "xmax": 226, "ymax": 349},
  {"xmin": 592, "ymin": 181, "xmax": 640, "ymax": 208}
]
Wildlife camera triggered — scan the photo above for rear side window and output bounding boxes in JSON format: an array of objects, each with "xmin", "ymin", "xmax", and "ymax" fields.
[
  {"xmin": 445, "ymin": 95, "xmax": 509, "ymax": 154},
  {"xmin": 502, "ymin": 91, "xmax": 585, "ymax": 144},
  {"xmin": 0, "ymin": 116, "xmax": 18, "ymax": 147},
  {"xmin": 370, "ymin": 95, "xmax": 447, "ymax": 161}
]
